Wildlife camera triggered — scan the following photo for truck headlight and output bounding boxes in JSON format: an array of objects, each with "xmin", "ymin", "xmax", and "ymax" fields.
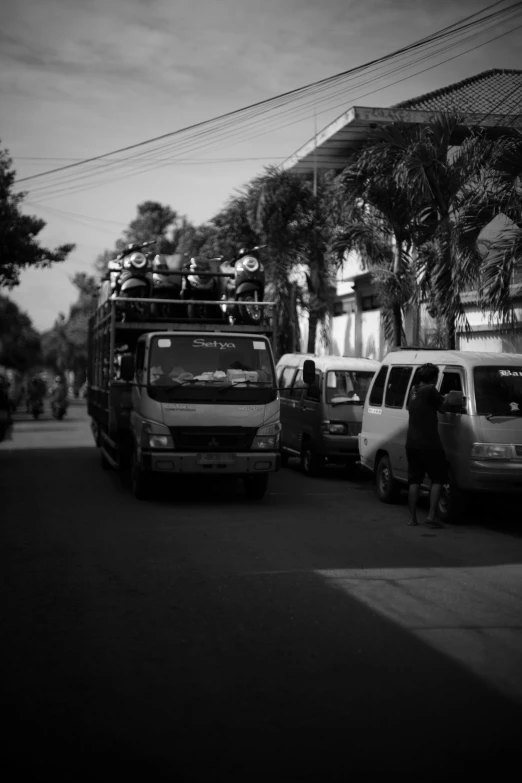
[
  {"xmin": 251, "ymin": 421, "xmax": 281, "ymax": 450},
  {"xmin": 141, "ymin": 421, "xmax": 175, "ymax": 450},
  {"xmin": 321, "ymin": 421, "xmax": 347, "ymax": 435},
  {"xmin": 471, "ymin": 443, "xmax": 513, "ymax": 460}
]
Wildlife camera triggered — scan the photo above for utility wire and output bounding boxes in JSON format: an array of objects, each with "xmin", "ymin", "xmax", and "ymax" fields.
[
  {"xmin": 26, "ymin": 12, "xmax": 522, "ymax": 202},
  {"xmin": 15, "ymin": 0, "xmax": 519, "ymax": 186}
]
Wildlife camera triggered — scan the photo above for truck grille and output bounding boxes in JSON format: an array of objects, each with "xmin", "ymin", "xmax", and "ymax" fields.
[
  {"xmin": 515, "ymin": 445, "xmax": 522, "ymax": 458},
  {"xmin": 346, "ymin": 422, "xmax": 362, "ymax": 436},
  {"xmin": 169, "ymin": 427, "xmax": 257, "ymax": 452}
]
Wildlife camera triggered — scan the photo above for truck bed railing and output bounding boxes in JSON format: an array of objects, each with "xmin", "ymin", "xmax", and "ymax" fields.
[{"xmin": 89, "ymin": 297, "xmax": 275, "ymax": 332}]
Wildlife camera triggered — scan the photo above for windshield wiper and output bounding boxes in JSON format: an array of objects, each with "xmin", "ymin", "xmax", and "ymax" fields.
[{"xmin": 217, "ymin": 380, "xmax": 271, "ymax": 395}]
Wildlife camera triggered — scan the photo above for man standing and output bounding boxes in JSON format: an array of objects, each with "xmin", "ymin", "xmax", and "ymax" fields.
[{"xmin": 406, "ymin": 363, "xmax": 449, "ymax": 528}]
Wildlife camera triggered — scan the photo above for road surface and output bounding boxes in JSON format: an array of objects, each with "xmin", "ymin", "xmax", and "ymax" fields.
[{"xmin": 2, "ymin": 402, "xmax": 522, "ymax": 781}]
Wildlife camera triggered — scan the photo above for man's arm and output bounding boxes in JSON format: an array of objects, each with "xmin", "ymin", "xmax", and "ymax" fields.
[{"xmin": 431, "ymin": 386, "xmax": 447, "ymax": 413}]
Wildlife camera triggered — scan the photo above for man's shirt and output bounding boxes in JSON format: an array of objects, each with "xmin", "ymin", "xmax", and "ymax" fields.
[{"xmin": 406, "ymin": 383, "xmax": 445, "ymax": 450}]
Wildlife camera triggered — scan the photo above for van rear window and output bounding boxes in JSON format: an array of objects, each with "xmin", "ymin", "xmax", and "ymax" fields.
[{"xmin": 369, "ymin": 366, "xmax": 389, "ymax": 406}]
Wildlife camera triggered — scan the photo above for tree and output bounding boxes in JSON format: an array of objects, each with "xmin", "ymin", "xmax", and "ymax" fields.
[
  {"xmin": 369, "ymin": 116, "xmax": 496, "ymax": 349},
  {"xmin": 0, "ymin": 143, "xmax": 75, "ymax": 287},
  {"xmin": 0, "ymin": 295, "xmax": 42, "ymax": 371},
  {"xmin": 115, "ymin": 200, "xmax": 179, "ymax": 255},
  {"xmin": 41, "ymin": 272, "xmax": 98, "ymax": 384},
  {"xmin": 333, "ymin": 141, "xmax": 421, "ymax": 348}
]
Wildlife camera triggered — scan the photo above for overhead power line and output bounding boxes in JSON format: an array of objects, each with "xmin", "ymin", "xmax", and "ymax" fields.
[
  {"xmin": 15, "ymin": 0, "xmax": 519, "ymax": 188},
  {"xmin": 24, "ymin": 10, "xmax": 522, "ymax": 203}
]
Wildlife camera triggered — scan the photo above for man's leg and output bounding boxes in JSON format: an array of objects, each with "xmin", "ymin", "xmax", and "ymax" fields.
[
  {"xmin": 427, "ymin": 483, "xmax": 443, "ymax": 526},
  {"xmin": 408, "ymin": 483, "xmax": 420, "ymax": 526}
]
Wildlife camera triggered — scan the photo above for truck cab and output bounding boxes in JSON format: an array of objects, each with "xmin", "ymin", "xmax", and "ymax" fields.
[{"xmin": 88, "ymin": 299, "xmax": 281, "ymax": 500}]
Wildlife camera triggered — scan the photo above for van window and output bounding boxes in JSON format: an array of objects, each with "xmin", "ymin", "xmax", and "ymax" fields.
[
  {"xmin": 385, "ymin": 366, "xmax": 413, "ymax": 408},
  {"xmin": 289, "ymin": 369, "xmax": 306, "ymax": 399},
  {"xmin": 325, "ymin": 370, "xmax": 375, "ymax": 404},
  {"xmin": 368, "ymin": 366, "xmax": 389, "ymax": 406},
  {"xmin": 474, "ymin": 366, "xmax": 522, "ymax": 416},
  {"xmin": 406, "ymin": 365, "xmax": 441, "ymax": 406},
  {"xmin": 440, "ymin": 371, "xmax": 463, "ymax": 395},
  {"xmin": 279, "ymin": 366, "xmax": 296, "ymax": 398}
]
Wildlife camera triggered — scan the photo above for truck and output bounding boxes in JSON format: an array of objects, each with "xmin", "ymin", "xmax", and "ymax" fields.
[{"xmin": 87, "ymin": 296, "xmax": 281, "ymax": 500}]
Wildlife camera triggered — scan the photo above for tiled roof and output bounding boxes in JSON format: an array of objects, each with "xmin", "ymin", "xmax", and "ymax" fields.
[{"xmin": 394, "ymin": 68, "xmax": 522, "ymax": 115}]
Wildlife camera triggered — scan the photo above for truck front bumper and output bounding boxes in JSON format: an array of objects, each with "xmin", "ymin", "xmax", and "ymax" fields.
[{"xmin": 142, "ymin": 451, "xmax": 281, "ymax": 474}]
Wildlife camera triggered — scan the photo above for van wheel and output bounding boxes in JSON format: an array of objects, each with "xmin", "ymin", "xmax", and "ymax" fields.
[
  {"xmin": 438, "ymin": 480, "xmax": 470, "ymax": 524},
  {"xmin": 375, "ymin": 455, "xmax": 401, "ymax": 503},
  {"xmin": 301, "ymin": 439, "xmax": 324, "ymax": 477},
  {"xmin": 131, "ymin": 449, "xmax": 153, "ymax": 501},
  {"xmin": 244, "ymin": 474, "xmax": 269, "ymax": 500}
]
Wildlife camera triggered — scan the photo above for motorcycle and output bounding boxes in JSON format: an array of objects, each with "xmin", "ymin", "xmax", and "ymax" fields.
[
  {"xmin": 51, "ymin": 399, "xmax": 68, "ymax": 420},
  {"xmin": 110, "ymin": 241, "xmax": 156, "ymax": 320},
  {"xmin": 219, "ymin": 245, "xmax": 266, "ymax": 325},
  {"xmin": 151, "ymin": 253, "xmax": 186, "ymax": 318},
  {"xmin": 30, "ymin": 397, "xmax": 44, "ymax": 420},
  {"xmin": 182, "ymin": 256, "xmax": 222, "ymax": 320}
]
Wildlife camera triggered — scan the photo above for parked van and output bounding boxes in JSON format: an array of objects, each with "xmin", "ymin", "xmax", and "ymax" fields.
[
  {"xmin": 359, "ymin": 349, "xmax": 522, "ymax": 521},
  {"xmin": 276, "ymin": 354, "xmax": 380, "ymax": 475}
]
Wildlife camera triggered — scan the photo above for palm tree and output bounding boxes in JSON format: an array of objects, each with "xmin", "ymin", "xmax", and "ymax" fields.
[
  {"xmin": 469, "ymin": 134, "xmax": 522, "ymax": 325},
  {"xmin": 371, "ymin": 115, "xmax": 497, "ymax": 349},
  {"xmin": 247, "ymin": 167, "xmax": 340, "ymax": 358},
  {"xmin": 333, "ymin": 143, "xmax": 419, "ymax": 347}
]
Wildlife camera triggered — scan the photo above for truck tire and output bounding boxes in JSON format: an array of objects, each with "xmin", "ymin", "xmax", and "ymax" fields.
[
  {"xmin": 131, "ymin": 449, "xmax": 153, "ymax": 501},
  {"xmin": 375, "ymin": 454, "xmax": 401, "ymax": 503},
  {"xmin": 244, "ymin": 473, "xmax": 269, "ymax": 500}
]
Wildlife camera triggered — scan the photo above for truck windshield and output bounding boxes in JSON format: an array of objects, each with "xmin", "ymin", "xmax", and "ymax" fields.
[
  {"xmin": 147, "ymin": 335, "xmax": 276, "ymax": 403},
  {"xmin": 474, "ymin": 366, "xmax": 522, "ymax": 416},
  {"xmin": 325, "ymin": 370, "xmax": 375, "ymax": 404}
]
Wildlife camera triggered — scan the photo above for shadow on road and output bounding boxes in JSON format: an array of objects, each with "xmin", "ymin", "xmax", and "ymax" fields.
[{"xmin": 2, "ymin": 445, "xmax": 522, "ymax": 780}]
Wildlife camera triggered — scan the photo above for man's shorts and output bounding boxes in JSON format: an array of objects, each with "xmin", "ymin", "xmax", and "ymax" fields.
[{"xmin": 406, "ymin": 447, "xmax": 448, "ymax": 485}]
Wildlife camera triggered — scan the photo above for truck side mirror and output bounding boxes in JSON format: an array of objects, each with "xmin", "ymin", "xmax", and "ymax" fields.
[
  {"xmin": 120, "ymin": 353, "xmax": 135, "ymax": 382},
  {"xmin": 303, "ymin": 359, "xmax": 316, "ymax": 386}
]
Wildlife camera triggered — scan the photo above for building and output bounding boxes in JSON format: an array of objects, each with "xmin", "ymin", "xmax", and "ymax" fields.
[{"xmin": 281, "ymin": 69, "xmax": 522, "ymax": 358}]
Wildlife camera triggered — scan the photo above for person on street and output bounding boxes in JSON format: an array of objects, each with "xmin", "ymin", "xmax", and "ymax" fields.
[
  {"xmin": 51, "ymin": 376, "xmax": 68, "ymax": 403},
  {"xmin": 406, "ymin": 363, "xmax": 450, "ymax": 528}
]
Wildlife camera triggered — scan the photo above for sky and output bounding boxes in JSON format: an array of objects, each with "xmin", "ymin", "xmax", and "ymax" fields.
[{"xmin": 2, "ymin": 0, "xmax": 521, "ymax": 331}]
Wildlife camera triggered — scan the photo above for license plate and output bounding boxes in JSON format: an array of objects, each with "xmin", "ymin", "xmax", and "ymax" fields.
[{"xmin": 196, "ymin": 453, "xmax": 235, "ymax": 465}]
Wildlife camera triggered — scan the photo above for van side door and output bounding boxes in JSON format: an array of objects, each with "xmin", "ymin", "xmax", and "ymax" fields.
[
  {"xmin": 438, "ymin": 365, "xmax": 467, "ymax": 482},
  {"xmin": 300, "ymin": 370, "xmax": 322, "ymax": 450},
  {"xmin": 384, "ymin": 365, "xmax": 413, "ymax": 481},
  {"xmin": 279, "ymin": 366, "xmax": 298, "ymax": 452}
]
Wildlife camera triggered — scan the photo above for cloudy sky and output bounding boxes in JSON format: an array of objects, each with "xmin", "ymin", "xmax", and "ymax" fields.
[{"xmin": 2, "ymin": 0, "xmax": 521, "ymax": 330}]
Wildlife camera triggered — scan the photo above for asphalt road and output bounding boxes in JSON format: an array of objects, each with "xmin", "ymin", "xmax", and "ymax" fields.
[{"xmin": 2, "ymin": 403, "xmax": 522, "ymax": 781}]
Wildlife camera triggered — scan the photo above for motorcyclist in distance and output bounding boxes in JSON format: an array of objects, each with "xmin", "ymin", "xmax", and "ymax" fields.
[{"xmin": 50, "ymin": 376, "xmax": 68, "ymax": 403}]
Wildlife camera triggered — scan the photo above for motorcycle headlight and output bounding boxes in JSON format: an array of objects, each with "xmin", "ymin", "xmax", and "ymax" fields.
[
  {"xmin": 471, "ymin": 443, "xmax": 514, "ymax": 460},
  {"xmin": 242, "ymin": 256, "xmax": 259, "ymax": 272},
  {"xmin": 251, "ymin": 421, "xmax": 281, "ymax": 450},
  {"xmin": 140, "ymin": 421, "xmax": 175, "ymax": 450},
  {"xmin": 127, "ymin": 252, "xmax": 147, "ymax": 269}
]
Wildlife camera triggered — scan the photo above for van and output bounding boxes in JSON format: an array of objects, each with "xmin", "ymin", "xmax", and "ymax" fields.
[
  {"xmin": 276, "ymin": 354, "xmax": 380, "ymax": 475},
  {"xmin": 359, "ymin": 349, "xmax": 522, "ymax": 521}
]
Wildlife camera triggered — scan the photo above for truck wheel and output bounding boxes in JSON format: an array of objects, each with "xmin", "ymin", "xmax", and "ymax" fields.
[
  {"xmin": 375, "ymin": 454, "xmax": 401, "ymax": 503},
  {"xmin": 131, "ymin": 449, "xmax": 153, "ymax": 501},
  {"xmin": 244, "ymin": 473, "xmax": 269, "ymax": 500},
  {"xmin": 300, "ymin": 438, "xmax": 323, "ymax": 477}
]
